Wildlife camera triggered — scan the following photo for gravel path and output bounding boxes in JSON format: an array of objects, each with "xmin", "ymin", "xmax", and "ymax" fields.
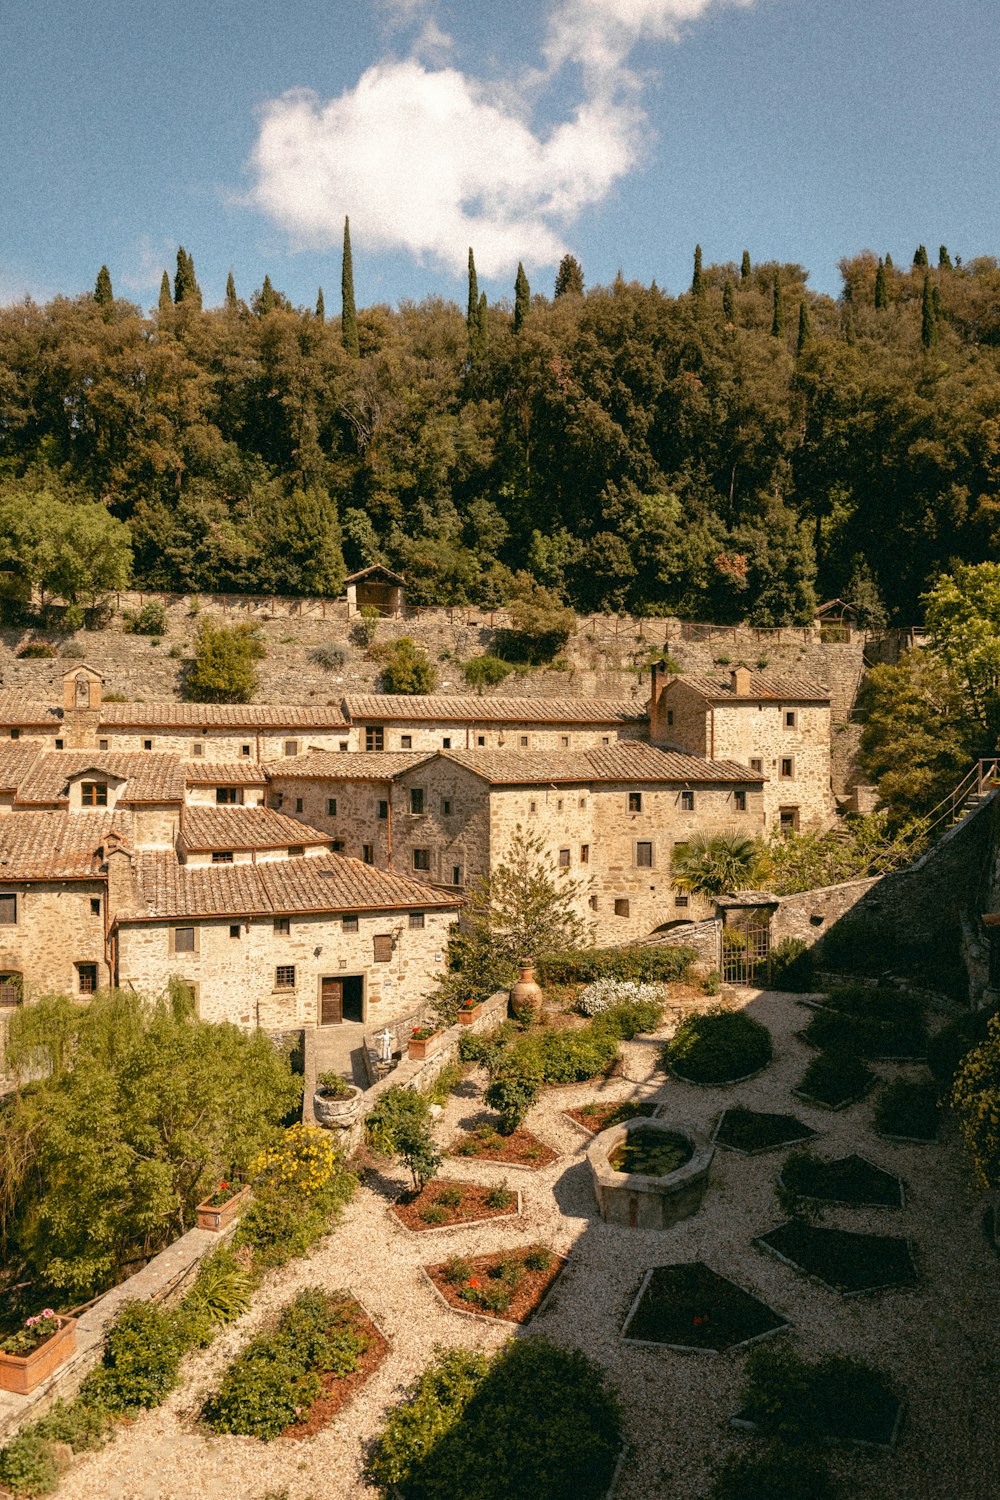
[{"xmin": 56, "ymin": 990, "xmax": 1000, "ymax": 1500}]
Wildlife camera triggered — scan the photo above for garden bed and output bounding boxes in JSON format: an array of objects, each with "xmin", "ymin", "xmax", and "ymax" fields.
[
  {"xmin": 793, "ymin": 1050, "xmax": 876, "ymax": 1110},
  {"xmin": 756, "ymin": 1221, "xmax": 919, "ymax": 1295},
  {"xmin": 874, "ymin": 1078, "xmax": 941, "ymax": 1142},
  {"xmin": 423, "ymin": 1245, "xmax": 567, "ymax": 1324},
  {"xmin": 391, "ymin": 1179, "xmax": 521, "ymax": 1232},
  {"xmin": 664, "ymin": 1008, "xmax": 773, "ymax": 1087},
  {"xmin": 779, "ymin": 1152, "xmax": 905, "ymax": 1208},
  {"xmin": 284, "ymin": 1301, "xmax": 389, "ymax": 1439},
  {"xmin": 729, "ymin": 1345, "xmax": 904, "ymax": 1451},
  {"xmin": 712, "ymin": 1107, "xmax": 818, "ymax": 1155},
  {"xmin": 563, "ymin": 1099, "xmax": 661, "ymax": 1135},
  {"xmin": 448, "ymin": 1123, "xmax": 559, "ymax": 1169},
  {"xmin": 621, "ymin": 1262, "xmax": 789, "ymax": 1353}
]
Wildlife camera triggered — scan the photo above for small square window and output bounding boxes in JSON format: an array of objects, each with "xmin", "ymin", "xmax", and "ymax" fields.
[
  {"xmin": 580, "ymin": 844, "xmax": 590, "ymax": 863},
  {"xmin": 272, "ymin": 793, "xmax": 284, "ymax": 810},
  {"xmin": 55, "ymin": 739, "xmax": 63, "ymax": 750},
  {"xmin": 343, "ymin": 915, "xmax": 359, "ymax": 932},
  {"xmin": 99, "ymin": 738, "xmax": 109, "ymax": 750},
  {"xmin": 288, "ymin": 845, "xmax": 305, "ymax": 857},
  {"xmin": 362, "ymin": 843, "xmax": 374, "ymax": 864},
  {"xmin": 785, "ymin": 710, "xmax": 797, "ymax": 729},
  {"xmin": 241, "ymin": 744, "xmax": 251, "ymax": 757},
  {"xmin": 529, "ymin": 800, "xmax": 537, "ymax": 814},
  {"xmin": 275, "ymin": 964, "xmax": 296, "ymax": 989},
  {"xmin": 561, "ymin": 735, "xmax": 569, "ymax": 747},
  {"xmin": 413, "ymin": 848, "xmax": 430, "ymax": 871},
  {"xmin": 212, "ymin": 851, "xmax": 233, "ymax": 864},
  {"xmin": 589, "ymin": 894, "xmax": 599, "ymax": 911},
  {"xmin": 216, "ymin": 787, "xmax": 238, "ymax": 805},
  {"xmin": 442, "ymin": 737, "xmax": 451, "ymax": 749},
  {"xmin": 601, "ymin": 736, "xmax": 610, "ymax": 745},
  {"xmin": 192, "ymin": 742, "xmax": 204, "ymax": 756},
  {"xmin": 579, "ymin": 797, "xmax": 586, "ymax": 809},
  {"xmin": 365, "ymin": 726, "xmax": 384, "ymax": 752},
  {"xmin": 91, "ymin": 897, "xmax": 101, "ymax": 916},
  {"xmin": 82, "ymin": 782, "xmax": 108, "ymax": 807},
  {"xmin": 779, "ymin": 807, "xmax": 799, "ymax": 835},
  {"xmin": 328, "ymin": 797, "xmax": 338, "ymax": 816},
  {"xmin": 780, "ymin": 758, "xmax": 794, "ymax": 780},
  {"xmin": 295, "ymin": 797, "xmax": 303, "ymax": 813},
  {"xmin": 374, "ymin": 934, "xmax": 393, "ymax": 962},
  {"xmin": 477, "ymin": 735, "xmax": 485, "ymax": 746},
  {"xmin": 636, "ymin": 841, "xmax": 653, "ymax": 868},
  {"xmin": 401, "ymin": 734, "xmax": 412, "ymax": 748},
  {"xmin": 284, "ymin": 740, "xmax": 299, "ymax": 756},
  {"xmin": 378, "ymin": 800, "xmax": 388, "ymax": 820},
  {"xmin": 442, "ymin": 799, "xmax": 452, "ymax": 816},
  {"xmin": 614, "ymin": 898, "xmax": 630, "ymax": 918},
  {"xmin": 520, "ymin": 735, "xmax": 529, "ymax": 747},
  {"xmin": 339, "ymin": 741, "xmax": 349, "ymax": 752},
  {"xmin": 557, "ymin": 798, "xmax": 564, "ymax": 811},
  {"xmin": 666, "ymin": 709, "xmax": 674, "ymax": 726},
  {"xmin": 0, "ymin": 973, "xmax": 22, "ymax": 1007},
  {"xmin": 229, "ymin": 924, "xmax": 241, "ymax": 939},
  {"xmin": 750, "ymin": 757, "xmax": 763, "ymax": 774},
  {"xmin": 558, "ymin": 848, "xmax": 571, "ymax": 868},
  {"xmin": 452, "ymin": 865, "xmax": 463, "ymax": 886},
  {"xmin": 332, "ymin": 839, "xmax": 345, "ymax": 852},
  {"xmin": 9, "ymin": 728, "xmax": 18, "ymax": 740},
  {"xmin": 628, "ymin": 792, "xmax": 642, "ymax": 813},
  {"xmin": 143, "ymin": 739, "xmax": 152, "ymax": 751},
  {"xmin": 680, "ymin": 790, "xmax": 695, "ymax": 811},
  {"xmin": 410, "ymin": 788, "xmax": 425, "ymax": 814},
  {"xmin": 174, "ymin": 925, "xmax": 195, "ymax": 953},
  {"xmin": 734, "ymin": 789, "xmax": 747, "ymax": 811},
  {"xmin": 274, "ymin": 916, "xmax": 290, "ymax": 934},
  {"xmin": 409, "ymin": 912, "xmax": 425, "ymax": 930},
  {"xmin": 675, "ymin": 895, "xmax": 689, "ymax": 908},
  {"xmin": 76, "ymin": 962, "xmax": 98, "ymax": 994}
]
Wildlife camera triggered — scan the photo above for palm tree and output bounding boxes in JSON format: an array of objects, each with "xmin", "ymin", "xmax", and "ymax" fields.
[{"xmin": 671, "ymin": 831, "xmax": 770, "ymax": 900}]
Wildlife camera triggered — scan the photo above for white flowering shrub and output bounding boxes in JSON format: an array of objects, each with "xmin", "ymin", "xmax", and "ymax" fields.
[{"xmin": 577, "ymin": 980, "xmax": 669, "ymax": 1017}]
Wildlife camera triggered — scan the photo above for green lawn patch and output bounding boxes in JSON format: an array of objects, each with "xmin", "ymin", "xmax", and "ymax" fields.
[
  {"xmin": 779, "ymin": 1151, "xmax": 904, "ymax": 1208},
  {"xmin": 756, "ymin": 1222, "xmax": 919, "ymax": 1295},
  {"xmin": 665, "ymin": 1009, "xmax": 773, "ymax": 1085},
  {"xmin": 622, "ymin": 1262, "xmax": 788, "ymax": 1352},
  {"xmin": 713, "ymin": 1108, "xmax": 817, "ymax": 1156},
  {"xmin": 793, "ymin": 1049, "xmax": 875, "ymax": 1110},
  {"xmin": 874, "ymin": 1078, "xmax": 941, "ymax": 1141}
]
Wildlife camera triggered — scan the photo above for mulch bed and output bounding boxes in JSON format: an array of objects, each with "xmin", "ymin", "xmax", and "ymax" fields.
[
  {"xmin": 391, "ymin": 1179, "xmax": 519, "ymax": 1231},
  {"xmin": 563, "ymin": 1099, "xmax": 660, "ymax": 1134},
  {"xmin": 424, "ymin": 1245, "xmax": 566, "ymax": 1324},
  {"xmin": 448, "ymin": 1124, "xmax": 559, "ymax": 1168},
  {"xmin": 284, "ymin": 1298, "xmax": 389, "ymax": 1440},
  {"xmin": 622, "ymin": 1262, "xmax": 788, "ymax": 1353},
  {"xmin": 756, "ymin": 1221, "xmax": 919, "ymax": 1295},
  {"xmin": 713, "ymin": 1108, "xmax": 818, "ymax": 1155},
  {"xmin": 779, "ymin": 1153, "xmax": 905, "ymax": 1209}
]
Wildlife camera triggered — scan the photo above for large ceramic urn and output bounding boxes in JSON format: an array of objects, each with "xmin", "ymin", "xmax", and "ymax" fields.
[{"xmin": 510, "ymin": 961, "xmax": 544, "ymax": 1022}]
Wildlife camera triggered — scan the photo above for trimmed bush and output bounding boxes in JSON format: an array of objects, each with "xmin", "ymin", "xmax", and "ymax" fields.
[
  {"xmin": 537, "ymin": 945, "xmax": 695, "ymax": 986},
  {"xmin": 577, "ymin": 979, "xmax": 667, "ymax": 1017},
  {"xmin": 802, "ymin": 1004, "xmax": 926, "ymax": 1059},
  {"xmin": 484, "ymin": 1068, "xmax": 541, "ymax": 1134},
  {"xmin": 795, "ymin": 1049, "xmax": 874, "ymax": 1109},
  {"xmin": 665, "ymin": 1008, "xmax": 773, "ymax": 1084},
  {"xmin": 93, "ymin": 1301, "xmax": 182, "ymax": 1412},
  {"xmin": 768, "ymin": 939, "xmax": 815, "ymax": 993},
  {"xmin": 927, "ymin": 1007, "xmax": 996, "ymax": 1089},
  {"xmin": 122, "ymin": 600, "xmax": 168, "ymax": 635},
  {"xmin": 875, "ymin": 1078, "xmax": 940, "ymax": 1140},
  {"xmin": 0, "ymin": 1431, "xmax": 59, "ymax": 1498},
  {"xmin": 711, "ymin": 1444, "xmax": 839, "ymax": 1500}
]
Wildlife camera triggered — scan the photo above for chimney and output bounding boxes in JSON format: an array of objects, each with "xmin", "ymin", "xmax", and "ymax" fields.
[
  {"xmin": 731, "ymin": 666, "xmax": 752, "ymax": 697},
  {"xmin": 102, "ymin": 831, "xmax": 137, "ymax": 919},
  {"xmin": 650, "ymin": 661, "xmax": 671, "ymax": 743}
]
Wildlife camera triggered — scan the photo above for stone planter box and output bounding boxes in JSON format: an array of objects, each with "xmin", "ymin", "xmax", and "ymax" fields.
[
  {"xmin": 195, "ymin": 1184, "xmax": 251, "ymax": 1232},
  {"xmin": 313, "ymin": 1084, "xmax": 362, "ymax": 1128},
  {"xmin": 0, "ymin": 1318, "xmax": 77, "ymax": 1396},
  {"xmin": 407, "ymin": 1031, "xmax": 443, "ymax": 1061},
  {"xmin": 457, "ymin": 1003, "xmax": 484, "ymax": 1026},
  {"xmin": 587, "ymin": 1118, "xmax": 714, "ymax": 1230}
]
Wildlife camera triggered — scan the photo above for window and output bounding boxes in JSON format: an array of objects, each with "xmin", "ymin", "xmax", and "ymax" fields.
[
  {"xmin": 666, "ymin": 709, "xmax": 674, "ymax": 726},
  {"xmin": 601, "ymin": 736, "xmax": 610, "ymax": 745},
  {"xmin": 785, "ymin": 710, "xmax": 797, "ymax": 729},
  {"xmin": 401, "ymin": 734, "xmax": 412, "ymax": 749},
  {"xmin": 284, "ymin": 740, "xmax": 299, "ymax": 756},
  {"xmin": 558, "ymin": 848, "xmax": 571, "ymax": 868},
  {"xmin": 212, "ymin": 851, "xmax": 233, "ymax": 864},
  {"xmin": 339, "ymin": 741, "xmax": 349, "ymax": 752},
  {"xmin": 750, "ymin": 757, "xmax": 763, "ymax": 774},
  {"xmin": 628, "ymin": 791, "xmax": 642, "ymax": 813},
  {"xmin": 0, "ymin": 973, "xmax": 22, "ymax": 1007},
  {"xmin": 229, "ymin": 924, "xmax": 241, "ymax": 939},
  {"xmin": 295, "ymin": 797, "xmax": 304, "ymax": 813},
  {"xmin": 477, "ymin": 735, "xmax": 485, "ymax": 746},
  {"xmin": 452, "ymin": 865, "xmax": 463, "ymax": 886},
  {"xmin": 143, "ymin": 739, "xmax": 152, "ymax": 751},
  {"xmin": 520, "ymin": 735, "xmax": 529, "ymax": 747},
  {"xmin": 561, "ymin": 735, "xmax": 569, "ymax": 747},
  {"xmin": 55, "ymin": 739, "xmax": 63, "ymax": 750},
  {"xmin": 9, "ymin": 728, "xmax": 18, "ymax": 741},
  {"xmin": 579, "ymin": 797, "xmax": 587, "ymax": 809},
  {"xmin": 343, "ymin": 915, "xmax": 359, "ymax": 932},
  {"xmin": 779, "ymin": 807, "xmax": 799, "ymax": 835},
  {"xmin": 413, "ymin": 848, "xmax": 431, "ymax": 871},
  {"xmin": 680, "ymin": 790, "xmax": 695, "ymax": 811},
  {"xmin": 734, "ymin": 790, "xmax": 747, "ymax": 811},
  {"xmin": 636, "ymin": 841, "xmax": 653, "ymax": 868},
  {"xmin": 442, "ymin": 737, "xmax": 451, "ymax": 749},
  {"xmin": 529, "ymin": 800, "xmax": 537, "ymax": 814},
  {"xmin": 327, "ymin": 797, "xmax": 338, "ymax": 817},
  {"xmin": 373, "ymin": 934, "xmax": 393, "ymax": 962},
  {"xmin": 76, "ymin": 963, "xmax": 98, "ymax": 994},
  {"xmin": 362, "ymin": 843, "xmax": 374, "ymax": 864},
  {"xmin": 241, "ymin": 744, "xmax": 251, "ymax": 758},
  {"xmin": 557, "ymin": 798, "xmax": 564, "ymax": 811},
  {"xmin": 173, "ymin": 925, "xmax": 196, "ymax": 953},
  {"xmin": 216, "ymin": 787, "xmax": 239, "ymax": 805},
  {"xmin": 275, "ymin": 965, "xmax": 296, "ymax": 989},
  {"xmin": 99, "ymin": 738, "xmax": 109, "ymax": 751},
  {"xmin": 378, "ymin": 800, "xmax": 388, "ymax": 820},
  {"xmin": 409, "ymin": 912, "xmax": 425, "ymax": 930},
  {"xmin": 192, "ymin": 742, "xmax": 204, "ymax": 757},
  {"xmin": 410, "ymin": 787, "xmax": 425, "ymax": 815},
  {"xmin": 589, "ymin": 895, "xmax": 599, "ymax": 911},
  {"xmin": 91, "ymin": 897, "xmax": 101, "ymax": 916},
  {"xmin": 288, "ymin": 845, "xmax": 305, "ymax": 858},
  {"xmin": 580, "ymin": 844, "xmax": 590, "ymax": 864},
  {"xmin": 272, "ymin": 793, "xmax": 284, "ymax": 810},
  {"xmin": 442, "ymin": 798, "xmax": 452, "ymax": 816},
  {"xmin": 332, "ymin": 839, "xmax": 345, "ymax": 852},
  {"xmin": 675, "ymin": 895, "xmax": 689, "ymax": 908},
  {"xmin": 81, "ymin": 782, "xmax": 108, "ymax": 807},
  {"xmin": 780, "ymin": 757, "xmax": 795, "ymax": 780},
  {"xmin": 274, "ymin": 917, "xmax": 290, "ymax": 934},
  {"xmin": 614, "ymin": 898, "xmax": 630, "ymax": 918},
  {"xmin": 365, "ymin": 726, "xmax": 384, "ymax": 752}
]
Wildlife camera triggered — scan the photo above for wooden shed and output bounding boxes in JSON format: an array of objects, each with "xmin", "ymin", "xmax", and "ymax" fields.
[{"xmin": 345, "ymin": 565, "xmax": 405, "ymax": 618}]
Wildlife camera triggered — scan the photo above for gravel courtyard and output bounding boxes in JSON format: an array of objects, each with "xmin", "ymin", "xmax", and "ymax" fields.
[{"xmin": 56, "ymin": 989, "xmax": 1000, "ymax": 1500}]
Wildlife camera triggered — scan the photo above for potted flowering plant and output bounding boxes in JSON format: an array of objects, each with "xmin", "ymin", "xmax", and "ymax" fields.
[
  {"xmin": 0, "ymin": 1309, "xmax": 77, "ymax": 1395},
  {"xmin": 195, "ymin": 1177, "xmax": 251, "ymax": 1232},
  {"xmin": 457, "ymin": 998, "xmax": 484, "ymax": 1026},
  {"xmin": 408, "ymin": 1024, "xmax": 443, "ymax": 1061},
  {"xmin": 313, "ymin": 1069, "xmax": 362, "ymax": 1128}
]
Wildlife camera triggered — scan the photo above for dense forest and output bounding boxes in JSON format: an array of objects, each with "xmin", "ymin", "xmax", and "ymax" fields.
[{"xmin": 1, "ymin": 238, "xmax": 999, "ymax": 623}]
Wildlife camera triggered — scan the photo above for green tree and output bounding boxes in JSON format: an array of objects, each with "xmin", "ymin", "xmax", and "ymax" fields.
[
  {"xmin": 952, "ymin": 1014, "xmax": 1000, "ymax": 1189},
  {"xmin": 258, "ymin": 274, "xmax": 276, "ymax": 317},
  {"xmin": 467, "ymin": 246, "xmax": 479, "ymax": 330},
  {"xmin": 94, "ymin": 265, "xmax": 113, "ymax": 308},
  {"xmin": 173, "ymin": 246, "xmax": 201, "ymax": 307},
  {"xmin": 771, "ymin": 269, "xmax": 784, "ymax": 337},
  {"xmin": 671, "ymin": 831, "xmax": 769, "ymax": 898},
  {"xmin": 874, "ymin": 257, "xmax": 888, "ymax": 309},
  {"xmin": 185, "ymin": 618, "xmax": 266, "ymax": 704},
  {"xmin": 939, "ymin": 244, "xmax": 952, "ymax": 269},
  {"xmin": 224, "ymin": 271, "xmax": 238, "ymax": 311},
  {"xmin": 315, "ymin": 286, "xmax": 325, "ymax": 323},
  {"xmin": 796, "ymin": 299, "xmax": 811, "ymax": 355},
  {"xmin": 857, "ymin": 650, "xmax": 974, "ymax": 824},
  {"xmin": 924, "ymin": 562, "xmax": 1000, "ymax": 737},
  {"xmin": 158, "ymin": 270, "xmax": 172, "ymax": 315},
  {"xmin": 378, "ymin": 636, "xmax": 438, "ymax": 694},
  {"xmin": 913, "ymin": 244, "xmax": 929, "ymax": 267},
  {"xmin": 0, "ymin": 488, "xmax": 132, "ymax": 605},
  {"xmin": 341, "ymin": 216, "xmax": 359, "ymax": 357},
  {"xmin": 740, "ymin": 249, "xmax": 751, "ymax": 281},
  {"xmin": 722, "ymin": 279, "xmax": 735, "ymax": 323},
  {"xmin": 691, "ymin": 243, "xmax": 704, "ymax": 297},
  {"xmin": 921, "ymin": 271, "xmax": 936, "ymax": 348},
  {"xmin": 514, "ymin": 261, "xmax": 530, "ymax": 333},
  {"xmin": 554, "ymin": 253, "xmax": 584, "ymax": 298}
]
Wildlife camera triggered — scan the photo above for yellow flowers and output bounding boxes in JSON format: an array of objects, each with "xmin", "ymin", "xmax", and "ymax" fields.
[
  {"xmin": 952, "ymin": 1015, "xmax": 1000, "ymax": 1190},
  {"xmin": 251, "ymin": 1123, "xmax": 337, "ymax": 1200}
]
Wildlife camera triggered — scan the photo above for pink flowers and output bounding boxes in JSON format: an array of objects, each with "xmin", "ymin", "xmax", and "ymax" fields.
[{"xmin": 25, "ymin": 1310, "xmax": 57, "ymax": 1329}]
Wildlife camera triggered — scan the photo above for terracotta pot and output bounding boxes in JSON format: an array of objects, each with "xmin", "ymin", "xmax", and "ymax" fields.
[
  {"xmin": 457, "ymin": 1003, "xmax": 484, "ymax": 1025},
  {"xmin": 313, "ymin": 1083, "xmax": 362, "ymax": 1127},
  {"xmin": 408, "ymin": 1031, "xmax": 442, "ymax": 1061},
  {"xmin": 195, "ymin": 1183, "xmax": 251, "ymax": 1232},
  {"xmin": 510, "ymin": 961, "xmax": 543, "ymax": 1022},
  {"xmin": 0, "ymin": 1318, "xmax": 77, "ymax": 1396}
]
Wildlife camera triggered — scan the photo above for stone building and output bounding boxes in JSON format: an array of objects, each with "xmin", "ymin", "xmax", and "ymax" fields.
[
  {"xmin": 344, "ymin": 564, "xmax": 406, "ymax": 617},
  {"xmin": 649, "ymin": 665, "xmax": 835, "ymax": 832},
  {"xmin": 339, "ymin": 694, "xmax": 648, "ymax": 753}
]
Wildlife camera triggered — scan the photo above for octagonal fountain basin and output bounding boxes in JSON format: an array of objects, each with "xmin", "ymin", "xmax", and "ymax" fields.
[{"xmin": 588, "ymin": 1117, "xmax": 714, "ymax": 1230}]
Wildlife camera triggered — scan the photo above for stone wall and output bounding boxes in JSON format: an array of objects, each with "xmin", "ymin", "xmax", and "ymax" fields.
[{"xmin": 0, "ymin": 880, "xmax": 109, "ymax": 1005}]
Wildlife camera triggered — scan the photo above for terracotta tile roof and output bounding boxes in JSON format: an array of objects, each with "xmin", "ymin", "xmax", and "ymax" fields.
[
  {"xmin": 180, "ymin": 807, "xmax": 331, "ymax": 852},
  {"xmin": 264, "ymin": 751, "xmax": 436, "ymax": 781},
  {"xmin": 126, "ymin": 850, "xmax": 461, "ymax": 921},
  {"xmin": 672, "ymin": 673, "xmax": 830, "ymax": 703},
  {"xmin": 0, "ymin": 810, "xmax": 133, "ymax": 880},
  {"xmin": 97, "ymin": 701, "xmax": 348, "ymax": 729},
  {"xmin": 0, "ymin": 692, "xmax": 63, "ymax": 728},
  {"xmin": 0, "ymin": 744, "xmax": 48, "ymax": 790},
  {"xmin": 4, "ymin": 751, "xmax": 187, "ymax": 806},
  {"xmin": 342, "ymin": 694, "xmax": 647, "ymax": 724},
  {"xmin": 441, "ymin": 746, "xmax": 762, "ymax": 786},
  {"xmin": 184, "ymin": 761, "xmax": 269, "ymax": 785}
]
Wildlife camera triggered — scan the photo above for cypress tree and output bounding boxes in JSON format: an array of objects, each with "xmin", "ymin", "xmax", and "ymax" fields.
[
  {"xmin": 158, "ymin": 271, "xmax": 172, "ymax": 316},
  {"xmin": 771, "ymin": 269, "xmax": 784, "ymax": 338},
  {"xmin": 225, "ymin": 271, "xmax": 238, "ymax": 311},
  {"xmin": 722, "ymin": 279, "xmax": 735, "ymax": 324},
  {"xmin": 94, "ymin": 265, "xmax": 113, "ymax": 307},
  {"xmin": 341, "ymin": 217, "xmax": 359, "ymax": 357},
  {"xmin": 740, "ymin": 250, "xmax": 751, "ymax": 281},
  {"xmin": 467, "ymin": 248, "xmax": 479, "ymax": 330},
  {"xmin": 938, "ymin": 244, "xmax": 952, "ymax": 269},
  {"xmin": 913, "ymin": 244, "xmax": 928, "ymax": 267},
  {"xmin": 921, "ymin": 271, "xmax": 936, "ymax": 348},
  {"xmin": 884, "ymin": 253, "xmax": 894, "ymax": 269},
  {"xmin": 554, "ymin": 254, "xmax": 584, "ymax": 298},
  {"xmin": 174, "ymin": 247, "xmax": 202, "ymax": 307},
  {"xmin": 513, "ymin": 262, "xmax": 530, "ymax": 333},
  {"xmin": 932, "ymin": 284, "xmax": 942, "ymax": 320},
  {"xmin": 874, "ymin": 257, "xmax": 888, "ymax": 309},
  {"xmin": 691, "ymin": 244, "xmax": 703, "ymax": 297},
  {"xmin": 796, "ymin": 299, "xmax": 811, "ymax": 354},
  {"xmin": 477, "ymin": 291, "xmax": 488, "ymax": 349},
  {"xmin": 315, "ymin": 287, "xmax": 325, "ymax": 324},
  {"xmin": 259, "ymin": 275, "xmax": 276, "ymax": 316}
]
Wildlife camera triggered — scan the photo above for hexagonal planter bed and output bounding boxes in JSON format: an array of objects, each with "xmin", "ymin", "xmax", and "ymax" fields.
[
  {"xmin": 448, "ymin": 1122, "xmax": 558, "ymax": 1170},
  {"xmin": 799, "ymin": 1006, "xmax": 927, "ymax": 1061},
  {"xmin": 874, "ymin": 1078, "xmax": 941, "ymax": 1142},
  {"xmin": 664, "ymin": 1008, "xmax": 773, "ymax": 1086},
  {"xmin": 779, "ymin": 1151, "xmax": 905, "ymax": 1208},
  {"xmin": 423, "ymin": 1245, "xmax": 567, "ymax": 1324},
  {"xmin": 713, "ymin": 1107, "xmax": 818, "ymax": 1156},
  {"xmin": 563, "ymin": 1099, "xmax": 661, "ymax": 1135},
  {"xmin": 622, "ymin": 1263, "xmax": 789, "ymax": 1353},
  {"xmin": 391, "ymin": 1179, "xmax": 521, "ymax": 1232},
  {"xmin": 730, "ymin": 1345, "xmax": 905, "ymax": 1452},
  {"xmin": 589, "ymin": 1118, "xmax": 714, "ymax": 1230},
  {"xmin": 756, "ymin": 1221, "xmax": 919, "ymax": 1295},
  {"xmin": 793, "ymin": 1049, "xmax": 876, "ymax": 1111}
]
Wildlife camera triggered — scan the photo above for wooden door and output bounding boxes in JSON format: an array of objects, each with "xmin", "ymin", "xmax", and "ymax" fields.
[{"xmin": 320, "ymin": 978, "xmax": 343, "ymax": 1025}]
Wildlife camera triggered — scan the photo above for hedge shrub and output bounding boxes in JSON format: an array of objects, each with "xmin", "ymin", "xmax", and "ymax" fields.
[
  {"xmin": 537, "ymin": 945, "xmax": 695, "ymax": 987},
  {"xmin": 767, "ymin": 939, "xmax": 815, "ymax": 993},
  {"xmin": 711, "ymin": 1444, "xmax": 839, "ymax": 1500},
  {"xmin": 665, "ymin": 1008, "xmax": 773, "ymax": 1084}
]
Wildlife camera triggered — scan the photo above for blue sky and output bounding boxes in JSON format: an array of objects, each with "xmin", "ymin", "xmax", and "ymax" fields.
[{"xmin": 2, "ymin": 0, "xmax": 998, "ymax": 311}]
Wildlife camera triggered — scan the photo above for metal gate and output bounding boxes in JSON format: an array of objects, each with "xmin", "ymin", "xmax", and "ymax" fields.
[{"xmin": 722, "ymin": 916, "xmax": 771, "ymax": 986}]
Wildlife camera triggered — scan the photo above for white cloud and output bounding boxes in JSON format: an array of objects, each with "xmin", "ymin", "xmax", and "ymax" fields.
[{"xmin": 247, "ymin": 0, "xmax": 756, "ymax": 278}]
